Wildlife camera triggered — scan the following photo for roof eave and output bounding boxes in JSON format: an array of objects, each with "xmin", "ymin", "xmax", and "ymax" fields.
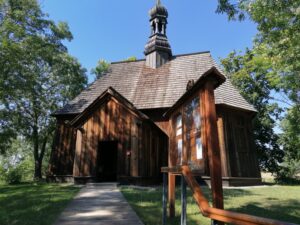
[
  {"xmin": 163, "ymin": 67, "xmax": 226, "ymax": 118},
  {"xmin": 216, "ymin": 103, "xmax": 258, "ymax": 116}
]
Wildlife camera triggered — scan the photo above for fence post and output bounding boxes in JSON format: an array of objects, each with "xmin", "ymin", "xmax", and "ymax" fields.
[
  {"xmin": 181, "ymin": 175, "xmax": 187, "ymax": 225},
  {"xmin": 162, "ymin": 172, "xmax": 167, "ymax": 225}
]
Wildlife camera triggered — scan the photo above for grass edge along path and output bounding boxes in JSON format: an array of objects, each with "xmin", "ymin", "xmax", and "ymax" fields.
[
  {"xmin": 0, "ymin": 183, "xmax": 80, "ymax": 225},
  {"xmin": 120, "ymin": 185, "xmax": 300, "ymax": 225}
]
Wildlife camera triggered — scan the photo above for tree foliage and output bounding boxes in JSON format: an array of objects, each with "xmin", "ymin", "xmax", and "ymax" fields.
[
  {"xmin": 0, "ymin": 137, "xmax": 38, "ymax": 183},
  {"xmin": 0, "ymin": 0, "xmax": 87, "ymax": 179},
  {"xmin": 91, "ymin": 57, "xmax": 137, "ymax": 80},
  {"xmin": 124, "ymin": 56, "xmax": 137, "ymax": 62},
  {"xmin": 217, "ymin": 0, "xmax": 300, "ymax": 102},
  {"xmin": 280, "ymin": 106, "xmax": 300, "ymax": 161},
  {"xmin": 91, "ymin": 59, "xmax": 110, "ymax": 79},
  {"xmin": 218, "ymin": 0, "xmax": 300, "ymax": 177}
]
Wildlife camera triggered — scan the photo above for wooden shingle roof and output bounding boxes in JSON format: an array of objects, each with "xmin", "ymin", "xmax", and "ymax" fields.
[
  {"xmin": 70, "ymin": 87, "xmax": 150, "ymax": 128},
  {"xmin": 54, "ymin": 51, "xmax": 256, "ymax": 115}
]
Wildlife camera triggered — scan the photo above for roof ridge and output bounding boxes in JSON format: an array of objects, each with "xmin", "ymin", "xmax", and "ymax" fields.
[
  {"xmin": 172, "ymin": 51, "xmax": 211, "ymax": 58},
  {"xmin": 110, "ymin": 50, "xmax": 211, "ymax": 65},
  {"xmin": 111, "ymin": 58, "xmax": 146, "ymax": 65}
]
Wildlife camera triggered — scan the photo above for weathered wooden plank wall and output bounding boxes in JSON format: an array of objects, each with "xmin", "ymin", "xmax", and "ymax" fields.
[
  {"xmin": 49, "ymin": 118, "xmax": 76, "ymax": 176},
  {"xmin": 216, "ymin": 106, "xmax": 260, "ymax": 178},
  {"xmin": 71, "ymin": 97, "xmax": 168, "ymax": 180}
]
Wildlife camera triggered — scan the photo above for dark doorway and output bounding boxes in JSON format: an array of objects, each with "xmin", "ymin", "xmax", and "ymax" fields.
[{"xmin": 97, "ymin": 141, "xmax": 118, "ymax": 182}]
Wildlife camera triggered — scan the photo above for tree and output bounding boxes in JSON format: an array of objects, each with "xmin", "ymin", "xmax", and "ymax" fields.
[
  {"xmin": 0, "ymin": 137, "xmax": 33, "ymax": 183},
  {"xmin": 0, "ymin": 109, "xmax": 15, "ymax": 155},
  {"xmin": 91, "ymin": 59, "xmax": 110, "ymax": 79},
  {"xmin": 91, "ymin": 57, "xmax": 138, "ymax": 80},
  {"xmin": 280, "ymin": 106, "xmax": 300, "ymax": 161},
  {"xmin": 124, "ymin": 56, "xmax": 137, "ymax": 62},
  {"xmin": 0, "ymin": 0, "xmax": 87, "ymax": 179},
  {"xmin": 217, "ymin": 0, "xmax": 300, "ymax": 102},
  {"xmin": 279, "ymin": 104, "xmax": 300, "ymax": 178},
  {"xmin": 278, "ymin": 105, "xmax": 300, "ymax": 181}
]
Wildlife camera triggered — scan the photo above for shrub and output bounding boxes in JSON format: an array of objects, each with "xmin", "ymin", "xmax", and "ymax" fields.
[
  {"xmin": 275, "ymin": 159, "xmax": 300, "ymax": 184},
  {"xmin": 0, "ymin": 165, "xmax": 5, "ymax": 184},
  {"xmin": 19, "ymin": 158, "xmax": 34, "ymax": 181},
  {"xmin": 4, "ymin": 166, "xmax": 23, "ymax": 184}
]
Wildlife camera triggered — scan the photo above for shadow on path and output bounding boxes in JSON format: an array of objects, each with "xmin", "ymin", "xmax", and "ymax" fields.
[{"xmin": 54, "ymin": 183, "xmax": 144, "ymax": 225}]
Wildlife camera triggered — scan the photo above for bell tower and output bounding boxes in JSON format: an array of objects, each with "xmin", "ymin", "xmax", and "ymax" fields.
[{"xmin": 144, "ymin": 0, "xmax": 172, "ymax": 69}]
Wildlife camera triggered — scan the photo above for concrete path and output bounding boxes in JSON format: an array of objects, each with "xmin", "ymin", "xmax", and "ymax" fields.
[{"xmin": 54, "ymin": 183, "xmax": 144, "ymax": 225}]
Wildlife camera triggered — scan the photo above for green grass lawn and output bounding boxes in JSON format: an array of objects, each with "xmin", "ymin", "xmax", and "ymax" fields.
[
  {"xmin": 121, "ymin": 185, "xmax": 300, "ymax": 225},
  {"xmin": 0, "ymin": 183, "xmax": 80, "ymax": 225}
]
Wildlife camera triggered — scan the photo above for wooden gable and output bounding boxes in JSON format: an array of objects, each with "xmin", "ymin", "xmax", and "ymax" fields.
[{"xmin": 68, "ymin": 88, "xmax": 168, "ymax": 183}]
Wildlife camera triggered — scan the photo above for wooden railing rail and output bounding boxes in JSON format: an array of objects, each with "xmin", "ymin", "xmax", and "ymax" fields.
[{"xmin": 181, "ymin": 165, "xmax": 297, "ymax": 225}]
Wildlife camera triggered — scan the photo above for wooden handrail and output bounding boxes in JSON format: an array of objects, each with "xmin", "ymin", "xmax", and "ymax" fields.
[{"xmin": 181, "ymin": 165, "xmax": 297, "ymax": 225}]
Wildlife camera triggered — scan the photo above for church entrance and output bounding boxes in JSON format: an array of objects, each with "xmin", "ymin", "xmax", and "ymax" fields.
[{"xmin": 96, "ymin": 141, "xmax": 118, "ymax": 182}]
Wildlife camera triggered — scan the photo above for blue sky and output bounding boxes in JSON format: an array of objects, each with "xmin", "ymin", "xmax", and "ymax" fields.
[{"xmin": 41, "ymin": 0, "xmax": 257, "ymax": 81}]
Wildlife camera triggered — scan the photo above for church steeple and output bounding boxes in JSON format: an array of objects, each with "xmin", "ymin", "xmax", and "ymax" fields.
[{"xmin": 144, "ymin": 0, "xmax": 172, "ymax": 69}]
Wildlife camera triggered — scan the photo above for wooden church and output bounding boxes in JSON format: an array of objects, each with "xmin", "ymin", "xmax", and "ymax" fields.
[{"xmin": 48, "ymin": 0, "xmax": 261, "ymax": 186}]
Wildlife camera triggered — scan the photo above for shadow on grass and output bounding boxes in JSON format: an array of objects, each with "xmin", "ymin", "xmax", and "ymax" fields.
[
  {"xmin": 121, "ymin": 187, "xmax": 212, "ymax": 225},
  {"xmin": 121, "ymin": 185, "xmax": 300, "ymax": 225},
  {"xmin": 0, "ymin": 183, "xmax": 80, "ymax": 225},
  {"xmin": 227, "ymin": 199, "xmax": 300, "ymax": 224}
]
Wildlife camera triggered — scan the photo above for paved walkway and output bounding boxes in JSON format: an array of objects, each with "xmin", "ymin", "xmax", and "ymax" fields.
[{"xmin": 54, "ymin": 183, "xmax": 144, "ymax": 225}]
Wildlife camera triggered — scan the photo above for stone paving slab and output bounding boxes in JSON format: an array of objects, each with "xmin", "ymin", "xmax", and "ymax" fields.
[{"xmin": 54, "ymin": 183, "xmax": 144, "ymax": 225}]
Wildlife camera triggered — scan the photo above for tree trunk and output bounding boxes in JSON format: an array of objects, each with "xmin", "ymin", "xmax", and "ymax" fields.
[
  {"xmin": 34, "ymin": 159, "xmax": 42, "ymax": 179},
  {"xmin": 33, "ymin": 135, "xmax": 48, "ymax": 180},
  {"xmin": 33, "ymin": 127, "xmax": 42, "ymax": 180}
]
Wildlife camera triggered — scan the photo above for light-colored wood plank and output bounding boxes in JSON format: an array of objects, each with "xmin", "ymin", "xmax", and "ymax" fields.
[
  {"xmin": 204, "ymin": 80, "xmax": 224, "ymax": 210},
  {"xmin": 73, "ymin": 129, "xmax": 82, "ymax": 177},
  {"xmin": 217, "ymin": 114, "xmax": 229, "ymax": 177}
]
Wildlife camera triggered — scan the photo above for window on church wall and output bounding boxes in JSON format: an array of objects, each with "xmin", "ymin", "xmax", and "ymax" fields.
[
  {"xmin": 184, "ymin": 96, "xmax": 202, "ymax": 162},
  {"xmin": 175, "ymin": 114, "xmax": 183, "ymax": 165}
]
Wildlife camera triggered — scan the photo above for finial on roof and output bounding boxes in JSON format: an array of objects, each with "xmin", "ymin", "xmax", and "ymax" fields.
[
  {"xmin": 145, "ymin": 0, "xmax": 172, "ymax": 68},
  {"xmin": 149, "ymin": 0, "xmax": 168, "ymax": 19}
]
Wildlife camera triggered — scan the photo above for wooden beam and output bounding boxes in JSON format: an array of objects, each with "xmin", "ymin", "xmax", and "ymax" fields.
[
  {"xmin": 162, "ymin": 172, "xmax": 167, "ymax": 225},
  {"xmin": 168, "ymin": 118, "xmax": 176, "ymax": 218},
  {"xmin": 73, "ymin": 129, "xmax": 82, "ymax": 177},
  {"xmin": 181, "ymin": 175, "xmax": 187, "ymax": 225},
  {"xmin": 168, "ymin": 174, "xmax": 175, "ymax": 218},
  {"xmin": 200, "ymin": 89, "xmax": 209, "ymax": 175},
  {"xmin": 131, "ymin": 120, "xmax": 139, "ymax": 177},
  {"xmin": 204, "ymin": 80, "xmax": 224, "ymax": 210},
  {"xmin": 217, "ymin": 114, "xmax": 229, "ymax": 177}
]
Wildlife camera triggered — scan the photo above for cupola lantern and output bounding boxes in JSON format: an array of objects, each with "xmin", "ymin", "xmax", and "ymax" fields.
[{"xmin": 144, "ymin": 0, "xmax": 172, "ymax": 68}]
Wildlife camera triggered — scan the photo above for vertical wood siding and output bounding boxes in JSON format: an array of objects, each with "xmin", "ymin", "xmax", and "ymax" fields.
[
  {"xmin": 49, "ymin": 118, "xmax": 76, "ymax": 176},
  {"xmin": 72, "ymin": 97, "xmax": 168, "ymax": 180},
  {"xmin": 217, "ymin": 106, "xmax": 260, "ymax": 178}
]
